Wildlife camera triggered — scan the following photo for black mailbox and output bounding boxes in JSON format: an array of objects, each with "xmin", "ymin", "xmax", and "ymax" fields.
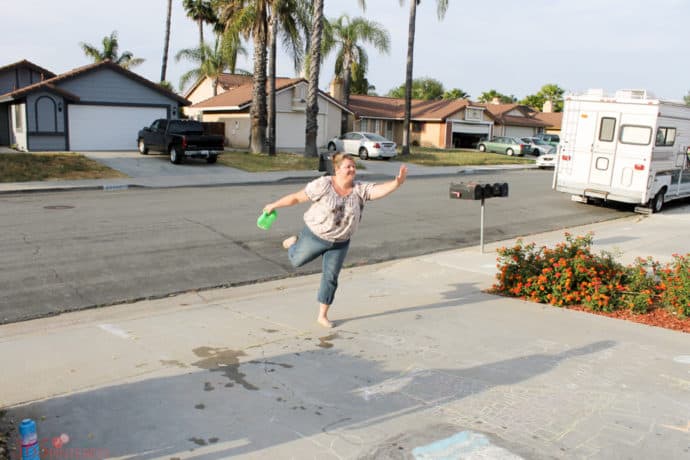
[{"xmin": 450, "ymin": 182, "xmax": 509, "ymax": 200}]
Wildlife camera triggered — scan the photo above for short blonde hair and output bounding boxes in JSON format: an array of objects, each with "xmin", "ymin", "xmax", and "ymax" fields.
[{"xmin": 332, "ymin": 152, "xmax": 356, "ymax": 169}]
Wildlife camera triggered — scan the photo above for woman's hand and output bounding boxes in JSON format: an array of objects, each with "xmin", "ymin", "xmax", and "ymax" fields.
[
  {"xmin": 263, "ymin": 204, "xmax": 276, "ymax": 215},
  {"xmin": 396, "ymin": 164, "xmax": 408, "ymax": 186}
]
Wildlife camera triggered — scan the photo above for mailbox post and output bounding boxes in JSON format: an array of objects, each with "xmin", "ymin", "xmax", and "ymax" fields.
[{"xmin": 449, "ymin": 182, "xmax": 509, "ymax": 253}]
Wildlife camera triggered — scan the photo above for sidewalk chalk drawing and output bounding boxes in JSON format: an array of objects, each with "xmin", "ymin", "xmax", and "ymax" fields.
[{"xmin": 412, "ymin": 431, "xmax": 523, "ymax": 460}]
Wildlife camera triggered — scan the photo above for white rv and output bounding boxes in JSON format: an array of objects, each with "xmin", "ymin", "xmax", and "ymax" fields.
[{"xmin": 554, "ymin": 89, "xmax": 690, "ymax": 213}]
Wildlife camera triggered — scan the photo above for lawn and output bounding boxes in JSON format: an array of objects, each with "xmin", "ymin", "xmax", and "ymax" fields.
[
  {"xmin": 0, "ymin": 152, "xmax": 127, "ymax": 183},
  {"xmin": 0, "ymin": 147, "xmax": 535, "ymax": 182}
]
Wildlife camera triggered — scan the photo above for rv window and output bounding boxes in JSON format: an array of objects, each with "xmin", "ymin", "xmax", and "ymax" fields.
[
  {"xmin": 655, "ymin": 127, "xmax": 676, "ymax": 147},
  {"xmin": 619, "ymin": 125, "xmax": 652, "ymax": 145},
  {"xmin": 599, "ymin": 117, "xmax": 616, "ymax": 142}
]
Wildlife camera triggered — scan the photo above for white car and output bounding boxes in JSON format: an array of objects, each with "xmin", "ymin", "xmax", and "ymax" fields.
[
  {"xmin": 521, "ymin": 137, "xmax": 556, "ymax": 156},
  {"xmin": 535, "ymin": 152, "xmax": 556, "ymax": 168},
  {"xmin": 327, "ymin": 132, "xmax": 397, "ymax": 160}
]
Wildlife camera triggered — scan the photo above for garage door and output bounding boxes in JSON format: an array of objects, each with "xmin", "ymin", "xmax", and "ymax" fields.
[
  {"xmin": 68, "ymin": 105, "xmax": 167, "ymax": 150},
  {"xmin": 504, "ymin": 126, "xmax": 534, "ymax": 138},
  {"xmin": 275, "ymin": 113, "xmax": 326, "ymax": 149}
]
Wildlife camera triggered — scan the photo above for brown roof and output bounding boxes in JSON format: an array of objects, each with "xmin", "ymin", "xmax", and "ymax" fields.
[
  {"xmin": 192, "ymin": 77, "xmax": 303, "ymax": 109},
  {"xmin": 476, "ymin": 103, "xmax": 548, "ymax": 127},
  {"xmin": 0, "ymin": 59, "xmax": 56, "ymax": 79},
  {"xmin": 532, "ymin": 111, "xmax": 563, "ymax": 129},
  {"xmin": 191, "ymin": 78, "xmax": 352, "ymax": 113},
  {"xmin": 1, "ymin": 60, "xmax": 189, "ymax": 105},
  {"xmin": 183, "ymin": 73, "xmax": 254, "ymax": 98},
  {"xmin": 0, "ymin": 83, "xmax": 80, "ymax": 102},
  {"xmin": 348, "ymin": 94, "xmax": 472, "ymax": 121}
]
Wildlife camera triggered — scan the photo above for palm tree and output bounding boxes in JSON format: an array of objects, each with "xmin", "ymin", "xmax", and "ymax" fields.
[
  {"xmin": 161, "ymin": 0, "xmax": 173, "ymax": 82},
  {"xmin": 183, "ymin": 0, "xmax": 217, "ymax": 50},
  {"xmin": 322, "ymin": 14, "xmax": 390, "ymax": 133},
  {"xmin": 303, "ymin": 0, "xmax": 366, "ymax": 157},
  {"xmin": 267, "ymin": 0, "xmax": 306, "ymax": 155},
  {"xmin": 400, "ymin": 0, "xmax": 448, "ymax": 155},
  {"xmin": 79, "ymin": 31, "xmax": 145, "ymax": 69},
  {"xmin": 176, "ymin": 40, "xmax": 236, "ymax": 94},
  {"xmin": 217, "ymin": 0, "xmax": 271, "ymax": 153}
]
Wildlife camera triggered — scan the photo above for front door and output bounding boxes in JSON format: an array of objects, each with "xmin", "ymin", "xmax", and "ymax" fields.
[
  {"xmin": 588, "ymin": 112, "xmax": 619, "ymax": 186},
  {"xmin": 0, "ymin": 104, "xmax": 9, "ymax": 146}
]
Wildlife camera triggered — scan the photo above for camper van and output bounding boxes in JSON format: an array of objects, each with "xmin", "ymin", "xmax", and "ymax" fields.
[{"xmin": 554, "ymin": 89, "xmax": 690, "ymax": 213}]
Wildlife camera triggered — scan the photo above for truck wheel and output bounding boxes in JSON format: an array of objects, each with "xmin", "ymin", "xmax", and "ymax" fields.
[
  {"xmin": 206, "ymin": 155, "xmax": 218, "ymax": 164},
  {"xmin": 169, "ymin": 146, "xmax": 183, "ymax": 164},
  {"xmin": 138, "ymin": 139, "xmax": 148, "ymax": 155},
  {"xmin": 650, "ymin": 190, "xmax": 665, "ymax": 213}
]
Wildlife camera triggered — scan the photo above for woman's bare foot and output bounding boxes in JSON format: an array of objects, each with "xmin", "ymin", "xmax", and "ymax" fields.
[
  {"xmin": 317, "ymin": 303, "xmax": 334, "ymax": 328},
  {"xmin": 317, "ymin": 316, "xmax": 334, "ymax": 328},
  {"xmin": 282, "ymin": 235, "xmax": 297, "ymax": 249}
]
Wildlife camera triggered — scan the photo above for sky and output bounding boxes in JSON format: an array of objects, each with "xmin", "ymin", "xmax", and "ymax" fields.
[{"xmin": 3, "ymin": 0, "xmax": 690, "ymax": 102}]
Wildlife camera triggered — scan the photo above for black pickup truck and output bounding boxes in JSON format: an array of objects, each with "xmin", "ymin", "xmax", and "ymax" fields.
[{"xmin": 137, "ymin": 119, "xmax": 225, "ymax": 164}]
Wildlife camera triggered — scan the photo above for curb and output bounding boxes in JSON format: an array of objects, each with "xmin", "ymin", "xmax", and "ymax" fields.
[{"xmin": 0, "ymin": 165, "xmax": 540, "ymax": 195}]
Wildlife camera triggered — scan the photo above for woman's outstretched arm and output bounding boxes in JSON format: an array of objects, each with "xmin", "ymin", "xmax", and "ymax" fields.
[
  {"xmin": 263, "ymin": 189, "xmax": 310, "ymax": 214},
  {"xmin": 369, "ymin": 164, "xmax": 408, "ymax": 200}
]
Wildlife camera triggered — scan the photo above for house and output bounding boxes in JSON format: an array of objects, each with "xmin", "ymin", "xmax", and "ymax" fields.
[
  {"xmin": 345, "ymin": 93, "xmax": 550, "ymax": 149},
  {"xmin": 532, "ymin": 111, "xmax": 562, "ymax": 136},
  {"xmin": 0, "ymin": 59, "xmax": 189, "ymax": 151},
  {"xmin": 187, "ymin": 74, "xmax": 352, "ymax": 150}
]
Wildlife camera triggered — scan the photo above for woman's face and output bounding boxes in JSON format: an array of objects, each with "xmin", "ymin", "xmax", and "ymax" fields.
[{"xmin": 336, "ymin": 158, "xmax": 357, "ymax": 179}]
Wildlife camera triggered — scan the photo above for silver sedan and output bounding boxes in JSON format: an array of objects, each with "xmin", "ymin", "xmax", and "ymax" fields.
[{"xmin": 327, "ymin": 132, "xmax": 397, "ymax": 160}]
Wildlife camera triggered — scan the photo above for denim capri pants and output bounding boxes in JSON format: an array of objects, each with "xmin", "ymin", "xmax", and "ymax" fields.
[{"xmin": 288, "ymin": 226, "xmax": 350, "ymax": 305}]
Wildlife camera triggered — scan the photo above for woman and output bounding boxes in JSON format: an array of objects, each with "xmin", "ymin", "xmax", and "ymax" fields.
[{"xmin": 263, "ymin": 153, "xmax": 408, "ymax": 328}]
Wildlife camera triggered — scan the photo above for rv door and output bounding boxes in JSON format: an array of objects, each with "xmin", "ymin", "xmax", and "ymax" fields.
[{"xmin": 587, "ymin": 112, "xmax": 619, "ymax": 187}]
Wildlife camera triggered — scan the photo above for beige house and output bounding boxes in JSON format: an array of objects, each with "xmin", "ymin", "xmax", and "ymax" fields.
[
  {"xmin": 345, "ymin": 94, "xmax": 549, "ymax": 149},
  {"xmin": 186, "ymin": 74, "xmax": 351, "ymax": 150}
]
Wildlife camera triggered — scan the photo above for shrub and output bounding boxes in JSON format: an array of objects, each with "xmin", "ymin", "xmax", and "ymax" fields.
[
  {"xmin": 658, "ymin": 254, "xmax": 690, "ymax": 316},
  {"xmin": 492, "ymin": 232, "xmax": 689, "ymax": 317}
]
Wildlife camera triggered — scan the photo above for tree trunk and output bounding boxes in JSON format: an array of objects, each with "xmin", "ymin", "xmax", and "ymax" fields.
[
  {"xmin": 267, "ymin": 11, "xmax": 277, "ymax": 156},
  {"xmin": 161, "ymin": 0, "xmax": 172, "ymax": 82},
  {"xmin": 402, "ymin": 0, "xmax": 418, "ymax": 156},
  {"xmin": 304, "ymin": 0, "xmax": 324, "ymax": 158},
  {"xmin": 340, "ymin": 53, "xmax": 352, "ymax": 135},
  {"xmin": 198, "ymin": 20, "xmax": 204, "ymax": 50},
  {"xmin": 250, "ymin": 6, "xmax": 268, "ymax": 154}
]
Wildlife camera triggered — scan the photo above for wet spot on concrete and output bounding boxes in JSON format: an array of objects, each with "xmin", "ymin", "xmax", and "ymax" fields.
[
  {"xmin": 204, "ymin": 382, "xmax": 215, "ymax": 392},
  {"xmin": 189, "ymin": 437, "xmax": 207, "ymax": 446},
  {"xmin": 191, "ymin": 347, "xmax": 258, "ymax": 390},
  {"xmin": 209, "ymin": 437, "xmax": 219, "ymax": 444},
  {"xmin": 262, "ymin": 328, "xmax": 279, "ymax": 333},
  {"xmin": 318, "ymin": 333, "xmax": 339, "ymax": 348},
  {"xmin": 415, "ymin": 314, "xmax": 422, "ymax": 320},
  {"xmin": 194, "ymin": 404, "xmax": 205, "ymax": 410},
  {"xmin": 160, "ymin": 360, "xmax": 188, "ymax": 368}
]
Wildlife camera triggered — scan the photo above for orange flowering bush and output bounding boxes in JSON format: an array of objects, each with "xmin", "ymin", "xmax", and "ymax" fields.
[
  {"xmin": 657, "ymin": 254, "xmax": 690, "ymax": 317},
  {"xmin": 492, "ymin": 233, "xmax": 689, "ymax": 317}
]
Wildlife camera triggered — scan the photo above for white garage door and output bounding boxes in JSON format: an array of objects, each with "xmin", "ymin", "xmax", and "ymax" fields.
[
  {"xmin": 504, "ymin": 126, "xmax": 535, "ymax": 138},
  {"xmin": 68, "ymin": 105, "xmax": 167, "ymax": 150},
  {"xmin": 275, "ymin": 113, "xmax": 327, "ymax": 150}
]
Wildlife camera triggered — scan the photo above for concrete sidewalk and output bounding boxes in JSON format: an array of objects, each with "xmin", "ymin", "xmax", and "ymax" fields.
[{"xmin": 2, "ymin": 209, "xmax": 689, "ymax": 459}]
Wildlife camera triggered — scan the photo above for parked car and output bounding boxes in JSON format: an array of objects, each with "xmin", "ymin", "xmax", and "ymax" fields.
[
  {"xmin": 535, "ymin": 133, "xmax": 560, "ymax": 147},
  {"xmin": 521, "ymin": 137, "xmax": 556, "ymax": 156},
  {"xmin": 535, "ymin": 152, "xmax": 556, "ymax": 168},
  {"xmin": 327, "ymin": 132, "xmax": 397, "ymax": 160},
  {"xmin": 137, "ymin": 119, "xmax": 225, "ymax": 164},
  {"xmin": 476, "ymin": 136, "xmax": 527, "ymax": 156}
]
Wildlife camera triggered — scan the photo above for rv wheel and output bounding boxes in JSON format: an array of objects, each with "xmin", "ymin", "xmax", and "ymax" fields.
[{"xmin": 650, "ymin": 190, "xmax": 665, "ymax": 213}]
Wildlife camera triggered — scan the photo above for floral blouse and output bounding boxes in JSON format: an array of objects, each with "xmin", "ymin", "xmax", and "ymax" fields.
[{"xmin": 303, "ymin": 176, "xmax": 374, "ymax": 242}]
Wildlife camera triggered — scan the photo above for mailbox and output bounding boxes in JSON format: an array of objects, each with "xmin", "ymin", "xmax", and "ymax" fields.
[{"xmin": 450, "ymin": 182, "xmax": 509, "ymax": 200}]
